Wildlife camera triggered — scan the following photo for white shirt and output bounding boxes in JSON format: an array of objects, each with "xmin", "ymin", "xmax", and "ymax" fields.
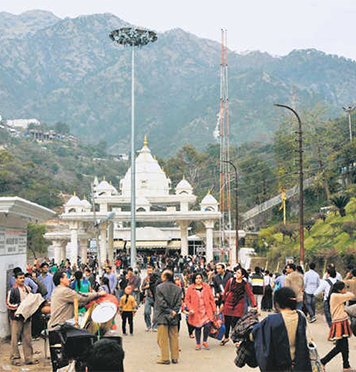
[
  {"xmin": 314, "ymin": 277, "xmax": 338, "ymax": 301},
  {"xmin": 304, "ymin": 269, "xmax": 320, "ymax": 295},
  {"xmin": 323, "ymin": 271, "xmax": 342, "ymax": 281}
]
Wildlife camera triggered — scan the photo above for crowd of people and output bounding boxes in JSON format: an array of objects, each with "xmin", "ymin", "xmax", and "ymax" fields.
[{"xmin": 5, "ymin": 252, "xmax": 356, "ymax": 372}]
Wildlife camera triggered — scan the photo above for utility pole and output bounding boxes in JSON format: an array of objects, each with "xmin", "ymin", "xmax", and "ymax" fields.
[
  {"xmin": 342, "ymin": 105, "xmax": 355, "ymax": 143},
  {"xmin": 274, "ymin": 104, "xmax": 304, "ymax": 266}
]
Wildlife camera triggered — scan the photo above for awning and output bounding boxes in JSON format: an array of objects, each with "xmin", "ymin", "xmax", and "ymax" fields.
[
  {"xmin": 167, "ymin": 240, "xmax": 181, "ymax": 249},
  {"xmin": 114, "ymin": 240, "xmax": 169, "ymax": 249}
]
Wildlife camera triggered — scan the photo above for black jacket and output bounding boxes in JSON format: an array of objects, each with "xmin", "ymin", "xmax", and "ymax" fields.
[
  {"xmin": 6, "ymin": 286, "xmax": 30, "ymax": 320},
  {"xmin": 253, "ymin": 311, "xmax": 312, "ymax": 372},
  {"xmin": 153, "ymin": 281, "xmax": 182, "ymax": 326},
  {"xmin": 213, "ymin": 271, "xmax": 233, "ymax": 296}
]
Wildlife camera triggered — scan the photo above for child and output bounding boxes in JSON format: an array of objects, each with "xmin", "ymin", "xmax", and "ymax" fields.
[
  {"xmin": 119, "ymin": 285, "xmax": 137, "ymax": 335},
  {"xmin": 320, "ymin": 281, "xmax": 355, "ymax": 371}
]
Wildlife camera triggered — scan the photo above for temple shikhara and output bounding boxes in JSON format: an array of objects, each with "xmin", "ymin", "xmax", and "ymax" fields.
[{"xmin": 46, "ymin": 138, "xmax": 221, "ymax": 265}]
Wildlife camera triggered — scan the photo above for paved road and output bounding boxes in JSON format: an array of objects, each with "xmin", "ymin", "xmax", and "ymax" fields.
[{"xmin": 0, "ymin": 306, "xmax": 355, "ymax": 371}]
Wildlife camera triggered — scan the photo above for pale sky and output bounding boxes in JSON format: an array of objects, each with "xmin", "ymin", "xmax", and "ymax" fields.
[{"xmin": 1, "ymin": 0, "xmax": 356, "ymax": 60}]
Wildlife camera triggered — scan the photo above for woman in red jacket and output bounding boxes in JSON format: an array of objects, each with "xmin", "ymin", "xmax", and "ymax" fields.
[
  {"xmin": 220, "ymin": 266, "xmax": 256, "ymax": 345},
  {"xmin": 185, "ymin": 272, "xmax": 216, "ymax": 350}
]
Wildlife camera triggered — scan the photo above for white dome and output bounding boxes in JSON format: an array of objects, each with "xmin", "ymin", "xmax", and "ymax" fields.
[
  {"xmin": 96, "ymin": 180, "xmax": 118, "ymax": 196},
  {"xmin": 176, "ymin": 177, "xmax": 193, "ymax": 195},
  {"xmin": 81, "ymin": 198, "xmax": 92, "ymax": 209},
  {"xmin": 120, "ymin": 137, "xmax": 171, "ymax": 198},
  {"xmin": 65, "ymin": 195, "xmax": 82, "ymax": 207},
  {"xmin": 201, "ymin": 193, "xmax": 218, "ymax": 205},
  {"xmin": 201, "ymin": 192, "xmax": 218, "ymax": 212}
]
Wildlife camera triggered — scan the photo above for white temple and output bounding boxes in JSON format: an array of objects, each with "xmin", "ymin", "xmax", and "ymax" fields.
[{"xmin": 46, "ymin": 138, "xmax": 221, "ymax": 265}]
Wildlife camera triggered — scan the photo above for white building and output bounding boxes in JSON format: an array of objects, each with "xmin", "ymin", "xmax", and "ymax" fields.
[
  {"xmin": 6, "ymin": 118, "xmax": 40, "ymax": 130},
  {"xmin": 46, "ymin": 138, "xmax": 221, "ymax": 265},
  {"xmin": 0, "ymin": 197, "xmax": 55, "ymax": 338}
]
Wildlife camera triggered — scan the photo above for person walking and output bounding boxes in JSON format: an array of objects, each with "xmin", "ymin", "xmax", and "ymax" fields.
[
  {"xmin": 314, "ymin": 267, "xmax": 339, "ymax": 327},
  {"xmin": 344, "ymin": 268, "xmax": 356, "ymax": 306},
  {"xmin": 220, "ymin": 266, "xmax": 257, "ymax": 345},
  {"xmin": 304, "ymin": 262, "xmax": 320, "ymax": 322},
  {"xmin": 153, "ymin": 269, "xmax": 182, "ymax": 365},
  {"xmin": 119, "ymin": 285, "xmax": 137, "ymax": 335},
  {"xmin": 250, "ymin": 266, "xmax": 265, "ymax": 310},
  {"xmin": 253, "ymin": 287, "xmax": 312, "ymax": 372},
  {"xmin": 38, "ymin": 262, "xmax": 55, "ymax": 300},
  {"xmin": 127, "ymin": 267, "xmax": 141, "ymax": 304},
  {"xmin": 320, "ymin": 281, "xmax": 355, "ymax": 371},
  {"xmin": 141, "ymin": 266, "xmax": 158, "ymax": 331},
  {"xmin": 213, "ymin": 263, "xmax": 233, "ymax": 306},
  {"xmin": 285, "ymin": 263, "xmax": 304, "ymax": 311},
  {"xmin": 262, "ymin": 270, "xmax": 273, "ymax": 311},
  {"xmin": 185, "ymin": 272, "xmax": 216, "ymax": 350},
  {"xmin": 6, "ymin": 271, "xmax": 39, "ymax": 366},
  {"xmin": 104, "ymin": 266, "xmax": 117, "ymax": 294}
]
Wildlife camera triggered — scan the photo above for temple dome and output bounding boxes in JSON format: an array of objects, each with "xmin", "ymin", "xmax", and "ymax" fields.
[
  {"xmin": 81, "ymin": 198, "xmax": 92, "ymax": 211},
  {"xmin": 120, "ymin": 137, "xmax": 171, "ymax": 197},
  {"xmin": 200, "ymin": 192, "xmax": 218, "ymax": 212},
  {"xmin": 175, "ymin": 177, "xmax": 193, "ymax": 195},
  {"xmin": 96, "ymin": 179, "xmax": 118, "ymax": 196},
  {"xmin": 65, "ymin": 194, "xmax": 82, "ymax": 213}
]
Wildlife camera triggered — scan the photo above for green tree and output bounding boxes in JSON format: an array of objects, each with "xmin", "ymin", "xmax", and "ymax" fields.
[
  {"xmin": 27, "ymin": 223, "xmax": 50, "ymax": 258},
  {"xmin": 54, "ymin": 122, "xmax": 71, "ymax": 134}
]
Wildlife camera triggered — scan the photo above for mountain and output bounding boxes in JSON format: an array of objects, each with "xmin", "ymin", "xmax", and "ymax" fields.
[{"xmin": 0, "ymin": 11, "xmax": 355, "ymax": 155}]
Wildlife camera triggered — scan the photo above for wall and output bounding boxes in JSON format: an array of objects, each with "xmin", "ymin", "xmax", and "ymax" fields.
[{"xmin": 0, "ymin": 215, "xmax": 27, "ymax": 338}]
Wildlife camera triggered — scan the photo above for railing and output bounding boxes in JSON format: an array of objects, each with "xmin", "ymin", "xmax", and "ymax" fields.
[{"xmin": 242, "ymin": 177, "xmax": 314, "ymax": 222}]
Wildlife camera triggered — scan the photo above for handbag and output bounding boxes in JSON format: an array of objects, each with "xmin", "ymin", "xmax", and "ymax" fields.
[
  {"xmin": 209, "ymin": 313, "xmax": 225, "ymax": 340},
  {"xmin": 308, "ymin": 341, "xmax": 323, "ymax": 372}
]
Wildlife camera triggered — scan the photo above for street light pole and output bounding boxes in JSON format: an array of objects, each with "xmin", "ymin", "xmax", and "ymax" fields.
[
  {"xmin": 223, "ymin": 160, "xmax": 238, "ymax": 265},
  {"xmin": 343, "ymin": 105, "xmax": 355, "ymax": 143},
  {"xmin": 274, "ymin": 104, "xmax": 305, "ymax": 266},
  {"xmin": 130, "ymin": 45, "xmax": 136, "ymax": 268},
  {"xmin": 110, "ymin": 28, "xmax": 157, "ymax": 268}
]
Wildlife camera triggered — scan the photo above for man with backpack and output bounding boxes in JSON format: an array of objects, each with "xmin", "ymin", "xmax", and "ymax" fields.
[
  {"xmin": 250, "ymin": 267, "xmax": 265, "ymax": 310},
  {"xmin": 314, "ymin": 267, "xmax": 338, "ymax": 327}
]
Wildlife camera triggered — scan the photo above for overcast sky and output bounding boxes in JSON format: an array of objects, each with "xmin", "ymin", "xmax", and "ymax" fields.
[{"xmin": 2, "ymin": 0, "xmax": 356, "ymax": 60}]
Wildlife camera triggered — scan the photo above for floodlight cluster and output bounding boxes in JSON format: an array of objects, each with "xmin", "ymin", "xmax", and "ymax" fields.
[{"xmin": 109, "ymin": 27, "xmax": 157, "ymax": 47}]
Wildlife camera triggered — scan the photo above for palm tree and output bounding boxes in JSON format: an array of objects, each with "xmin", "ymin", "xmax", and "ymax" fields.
[{"xmin": 331, "ymin": 195, "xmax": 350, "ymax": 217}]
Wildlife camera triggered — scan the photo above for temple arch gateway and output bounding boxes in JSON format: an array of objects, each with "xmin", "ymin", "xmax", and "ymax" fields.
[{"xmin": 46, "ymin": 138, "xmax": 221, "ymax": 265}]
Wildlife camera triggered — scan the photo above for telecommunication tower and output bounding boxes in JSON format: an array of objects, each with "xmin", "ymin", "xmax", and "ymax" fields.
[{"xmin": 218, "ymin": 29, "xmax": 232, "ymax": 254}]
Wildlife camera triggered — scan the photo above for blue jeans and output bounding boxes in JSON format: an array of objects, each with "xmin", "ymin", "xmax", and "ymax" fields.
[
  {"xmin": 323, "ymin": 300, "xmax": 332, "ymax": 327},
  {"xmin": 296, "ymin": 301, "xmax": 303, "ymax": 311},
  {"xmin": 304, "ymin": 293, "xmax": 316, "ymax": 318},
  {"xmin": 144, "ymin": 296, "xmax": 156, "ymax": 329}
]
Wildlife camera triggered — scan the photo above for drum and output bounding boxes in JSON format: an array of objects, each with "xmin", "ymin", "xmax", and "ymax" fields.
[{"xmin": 91, "ymin": 302, "xmax": 117, "ymax": 324}]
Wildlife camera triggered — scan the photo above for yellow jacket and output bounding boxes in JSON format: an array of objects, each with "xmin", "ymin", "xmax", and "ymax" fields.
[{"xmin": 119, "ymin": 294, "xmax": 137, "ymax": 312}]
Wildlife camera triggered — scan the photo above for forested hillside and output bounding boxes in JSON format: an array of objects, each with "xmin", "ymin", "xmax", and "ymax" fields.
[{"xmin": 0, "ymin": 11, "xmax": 355, "ymax": 155}]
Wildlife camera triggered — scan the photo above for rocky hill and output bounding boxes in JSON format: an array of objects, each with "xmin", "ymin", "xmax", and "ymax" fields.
[{"xmin": 0, "ymin": 11, "xmax": 355, "ymax": 155}]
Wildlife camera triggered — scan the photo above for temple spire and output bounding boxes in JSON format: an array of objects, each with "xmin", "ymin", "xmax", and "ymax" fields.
[{"xmin": 143, "ymin": 135, "xmax": 148, "ymax": 147}]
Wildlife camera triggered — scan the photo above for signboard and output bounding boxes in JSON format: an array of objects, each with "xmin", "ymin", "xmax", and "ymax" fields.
[{"xmin": 0, "ymin": 228, "xmax": 27, "ymax": 256}]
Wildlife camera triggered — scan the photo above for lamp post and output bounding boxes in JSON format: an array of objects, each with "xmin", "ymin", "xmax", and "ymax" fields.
[
  {"xmin": 274, "ymin": 104, "xmax": 304, "ymax": 266},
  {"xmin": 342, "ymin": 105, "xmax": 355, "ymax": 143},
  {"xmin": 110, "ymin": 28, "xmax": 157, "ymax": 267},
  {"xmin": 223, "ymin": 160, "xmax": 238, "ymax": 265}
]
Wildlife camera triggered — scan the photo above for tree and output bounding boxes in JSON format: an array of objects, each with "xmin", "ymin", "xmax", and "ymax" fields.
[
  {"xmin": 27, "ymin": 223, "xmax": 50, "ymax": 258},
  {"xmin": 54, "ymin": 122, "xmax": 70, "ymax": 134},
  {"xmin": 275, "ymin": 223, "xmax": 298, "ymax": 241},
  {"xmin": 331, "ymin": 195, "xmax": 350, "ymax": 217}
]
